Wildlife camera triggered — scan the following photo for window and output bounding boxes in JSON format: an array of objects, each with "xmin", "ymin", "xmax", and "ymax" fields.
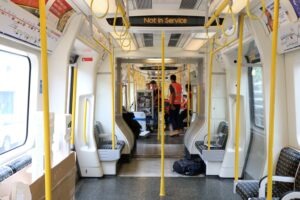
[
  {"xmin": 249, "ymin": 66, "xmax": 264, "ymax": 129},
  {"xmin": 0, "ymin": 50, "xmax": 31, "ymax": 155}
]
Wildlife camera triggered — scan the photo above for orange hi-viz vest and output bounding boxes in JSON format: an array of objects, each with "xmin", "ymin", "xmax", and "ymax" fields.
[{"xmin": 169, "ymin": 82, "xmax": 182, "ymax": 105}]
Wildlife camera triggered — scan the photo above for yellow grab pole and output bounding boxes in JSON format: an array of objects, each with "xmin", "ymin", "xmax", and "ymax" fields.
[
  {"xmin": 39, "ymin": 0, "xmax": 52, "ymax": 199},
  {"xmin": 204, "ymin": 0, "xmax": 230, "ymax": 29},
  {"xmin": 127, "ymin": 64, "xmax": 131, "ymax": 110},
  {"xmin": 234, "ymin": 14, "xmax": 245, "ymax": 181},
  {"xmin": 83, "ymin": 99, "xmax": 88, "ymax": 144},
  {"xmin": 120, "ymin": 82, "xmax": 123, "ymax": 114},
  {"xmin": 187, "ymin": 64, "xmax": 191, "ymax": 127},
  {"xmin": 267, "ymin": 1, "xmax": 279, "ymax": 199},
  {"xmin": 157, "ymin": 68, "xmax": 161, "ymax": 141},
  {"xmin": 207, "ymin": 39, "xmax": 214, "ymax": 150},
  {"xmin": 197, "ymin": 84, "xmax": 201, "ymax": 116},
  {"xmin": 110, "ymin": 39, "xmax": 116, "ymax": 149},
  {"xmin": 71, "ymin": 67, "xmax": 78, "ymax": 146},
  {"xmin": 160, "ymin": 31, "xmax": 166, "ymax": 197},
  {"xmin": 134, "ymin": 71, "xmax": 137, "ymax": 111}
]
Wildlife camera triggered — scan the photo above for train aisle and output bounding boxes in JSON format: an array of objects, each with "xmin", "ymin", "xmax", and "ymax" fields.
[{"xmin": 75, "ymin": 176, "xmax": 241, "ymax": 200}]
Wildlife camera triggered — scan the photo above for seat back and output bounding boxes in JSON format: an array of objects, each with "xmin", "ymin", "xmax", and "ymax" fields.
[
  {"xmin": 215, "ymin": 123, "xmax": 229, "ymax": 149},
  {"xmin": 275, "ymin": 147, "xmax": 300, "ymax": 192},
  {"xmin": 216, "ymin": 121, "xmax": 227, "ymax": 133}
]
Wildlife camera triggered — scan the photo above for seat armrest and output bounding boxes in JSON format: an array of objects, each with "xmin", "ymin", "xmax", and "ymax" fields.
[
  {"xmin": 280, "ymin": 191, "xmax": 300, "ymax": 200},
  {"xmin": 203, "ymin": 134, "xmax": 208, "ymax": 143},
  {"xmin": 258, "ymin": 176, "xmax": 295, "ymax": 197}
]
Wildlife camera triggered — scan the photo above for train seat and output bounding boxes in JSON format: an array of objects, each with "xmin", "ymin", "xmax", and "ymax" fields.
[
  {"xmin": 94, "ymin": 122, "xmax": 125, "ymax": 175},
  {"xmin": 236, "ymin": 147, "xmax": 300, "ymax": 200},
  {"xmin": 195, "ymin": 121, "xmax": 228, "ymax": 162},
  {"xmin": 0, "ymin": 155, "xmax": 32, "ymax": 182}
]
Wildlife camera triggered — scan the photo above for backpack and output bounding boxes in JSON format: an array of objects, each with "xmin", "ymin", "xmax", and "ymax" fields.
[{"xmin": 173, "ymin": 158, "xmax": 206, "ymax": 176}]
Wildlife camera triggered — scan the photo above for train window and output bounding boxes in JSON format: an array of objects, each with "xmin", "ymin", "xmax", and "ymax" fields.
[
  {"xmin": 248, "ymin": 66, "xmax": 265, "ymax": 129},
  {"xmin": 0, "ymin": 50, "xmax": 31, "ymax": 155}
]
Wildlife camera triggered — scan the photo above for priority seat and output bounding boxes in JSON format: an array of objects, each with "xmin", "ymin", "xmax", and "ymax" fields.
[
  {"xmin": 195, "ymin": 121, "xmax": 228, "ymax": 161},
  {"xmin": 236, "ymin": 147, "xmax": 300, "ymax": 200}
]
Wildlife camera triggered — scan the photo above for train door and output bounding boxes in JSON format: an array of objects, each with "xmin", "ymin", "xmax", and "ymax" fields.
[{"xmin": 243, "ymin": 42, "xmax": 266, "ymax": 179}]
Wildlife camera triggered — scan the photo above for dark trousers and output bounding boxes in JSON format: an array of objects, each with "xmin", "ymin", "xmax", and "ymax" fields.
[{"xmin": 169, "ymin": 104, "xmax": 181, "ymax": 130}]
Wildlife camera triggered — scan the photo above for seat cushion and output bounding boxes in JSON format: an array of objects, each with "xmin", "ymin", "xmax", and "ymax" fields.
[
  {"xmin": 195, "ymin": 141, "xmax": 222, "ymax": 154},
  {"xmin": 236, "ymin": 181, "xmax": 293, "ymax": 200},
  {"xmin": 236, "ymin": 181, "xmax": 259, "ymax": 200}
]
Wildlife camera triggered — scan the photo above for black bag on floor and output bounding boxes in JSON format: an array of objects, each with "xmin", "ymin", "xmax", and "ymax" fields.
[{"xmin": 173, "ymin": 158, "xmax": 205, "ymax": 176}]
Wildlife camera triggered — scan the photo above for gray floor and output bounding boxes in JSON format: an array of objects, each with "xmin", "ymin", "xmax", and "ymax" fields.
[
  {"xmin": 135, "ymin": 134, "xmax": 185, "ymax": 158},
  {"xmin": 75, "ymin": 176, "xmax": 241, "ymax": 200}
]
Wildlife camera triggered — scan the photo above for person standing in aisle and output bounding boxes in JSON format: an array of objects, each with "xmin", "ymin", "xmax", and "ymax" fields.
[
  {"xmin": 150, "ymin": 80, "xmax": 159, "ymax": 131},
  {"xmin": 168, "ymin": 74, "xmax": 182, "ymax": 136}
]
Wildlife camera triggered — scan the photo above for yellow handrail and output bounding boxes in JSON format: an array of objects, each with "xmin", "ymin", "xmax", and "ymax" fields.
[
  {"xmin": 90, "ymin": 0, "xmax": 109, "ymax": 19},
  {"xmin": 39, "ymin": 0, "xmax": 52, "ymax": 199},
  {"xmin": 157, "ymin": 67, "xmax": 161, "ymax": 141},
  {"xmin": 207, "ymin": 39, "xmax": 214, "ymax": 150},
  {"xmin": 134, "ymin": 71, "xmax": 137, "ymax": 111},
  {"xmin": 93, "ymin": 37, "xmax": 112, "ymax": 54},
  {"xmin": 267, "ymin": 1, "xmax": 279, "ymax": 199},
  {"xmin": 127, "ymin": 64, "xmax": 131, "ymax": 110},
  {"xmin": 110, "ymin": 39, "xmax": 116, "ymax": 149},
  {"xmin": 205, "ymin": 0, "xmax": 230, "ymax": 29},
  {"xmin": 71, "ymin": 67, "xmax": 78, "ymax": 147},
  {"xmin": 234, "ymin": 14, "xmax": 245, "ymax": 182},
  {"xmin": 187, "ymin": 64, "xmax": 191, "ymax": 127},
  {"xmin": 217, "ymin": 6, "xmax": 237, "ymax": 38},
  {"xmin": 197, "ymin": 84, "xmax": 201, "ymax": 116},
  {"xmin": 160, "ymin": 31, "xmax": 166, "ymax": 197},
  {"xmin": 213, "ymin": 37, "xmax": 238, "ymax": 54},
  {"xmin": 246, "ymin": 0, "xmax": 266, "ymax": 20},
  {"xmin": 83, "ymin": 98, "xmax": 88, "ymax": 144},
  {"xmin": 120, "ymin": 82, "xmax": 123, "ymax": 114}
]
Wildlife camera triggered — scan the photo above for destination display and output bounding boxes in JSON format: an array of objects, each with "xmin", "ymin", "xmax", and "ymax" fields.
[{"xmin": 106, "ymin": 16, "xmax": 222, "ymax": 27}]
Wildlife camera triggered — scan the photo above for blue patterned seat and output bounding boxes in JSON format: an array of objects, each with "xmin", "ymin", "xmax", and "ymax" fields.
[
  {"xmin": 236, "ymin": 147, "xmax": 300, "ymax": 200},
  {"xmin": 0, "ymin": 155, "xmax": 32, "ymax": 182}
]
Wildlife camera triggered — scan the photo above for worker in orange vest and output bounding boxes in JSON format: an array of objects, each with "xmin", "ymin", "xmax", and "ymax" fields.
[{"xmin": 168, "ymin": 74, "xmax": 182, "ymax": 136}]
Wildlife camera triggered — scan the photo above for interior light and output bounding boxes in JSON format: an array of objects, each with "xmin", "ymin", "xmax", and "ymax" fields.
[
  {"xmin": 146, "ymin": 58, "xmax": 174, "ymax": 63},
  {"xmin": 252, "ymin": 68, "xmax": 256, "ymax": 76},
  {"xmin": 184, "ymin": 39, "xmax": 207, "ymax": 51},
  {"xmin": 85, "ymin": 0, "xmax": 108, "ymax": 16},
  {"xmin": 193, "ymin": 32, "xmax": 215, "ymax": 39}
]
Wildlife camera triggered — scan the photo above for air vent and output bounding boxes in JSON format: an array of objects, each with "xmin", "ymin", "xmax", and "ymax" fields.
[
  {"xmin": 143, "ymin": 33, "xmax": 153, "ymax": 47},
  {"xmin": 168, "ymin": 34, "xmax": 181, "ymax": 47},
  {"xmin": 135, "ymin": 0, "xmax": 152, "ymax": 9},
  {"xmin": 180, "ymin": 0, "xmax": 198, "ymax": 9}
]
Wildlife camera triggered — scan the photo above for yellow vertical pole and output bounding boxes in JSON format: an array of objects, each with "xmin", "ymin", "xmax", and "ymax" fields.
[
  {"xmin": 157, "ymin": 67, "xmax": 160, "ymax": 141},
  {"xmin": 267, "ymin": 1, "xmax": 279, "ymax": 199},
  {"xmin": 187, "ymin": 64, "xmax": 191, "ymax": 127},
  {"xmin": 39, "ymin": 0, "xmax": 52, "ymax": 199},
  {"xmin": 234, "ymin": 14, "xmax": 245, "ymax": 181},
  {"xmin": 207, "ymin": 39, "xmax": 214, "ymax": 150},
  {"xmin": 134, "ymin": 71, "xmax": 137, "ymax": 111},
  {"xmin": 83, "ymin": 99, "xmax": 88, "ymax": 144},
  {"xmin": 127, "ymin": 64, "xmax": 131, "ymax": 110},
  {"xmin": 110, "ymin": 39, "xmax": 115, "ymax": 149},
  {"xmin": 197, "ymin": 84, "xmax": 201, "ymax": 116},
  {"xmin": 71, "ymin": 67, "xmax": 78, "ymax": 146},
  {"xmin": 120, "ymin": 82, "xmax": 123, "ymax": 114},
  {"xmin": 160, "ymin": 32, "xmax": 166, "ymax": 197}
]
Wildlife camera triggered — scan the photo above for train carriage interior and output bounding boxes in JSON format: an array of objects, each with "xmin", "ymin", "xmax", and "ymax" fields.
[{"xmin": 0, "ymin": 0, "xmax": 300, "ymax": 199}]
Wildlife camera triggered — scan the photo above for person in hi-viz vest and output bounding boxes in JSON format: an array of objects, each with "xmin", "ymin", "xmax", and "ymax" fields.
[{"xmin": 168, "ymin": 74, "xmax": 182, "ymax": 136}]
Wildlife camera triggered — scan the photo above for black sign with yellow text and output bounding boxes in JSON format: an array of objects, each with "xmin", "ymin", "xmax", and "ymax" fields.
[{"xmin": 106, "ymin": 15, "xmax": 223, "ymax": 27}]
